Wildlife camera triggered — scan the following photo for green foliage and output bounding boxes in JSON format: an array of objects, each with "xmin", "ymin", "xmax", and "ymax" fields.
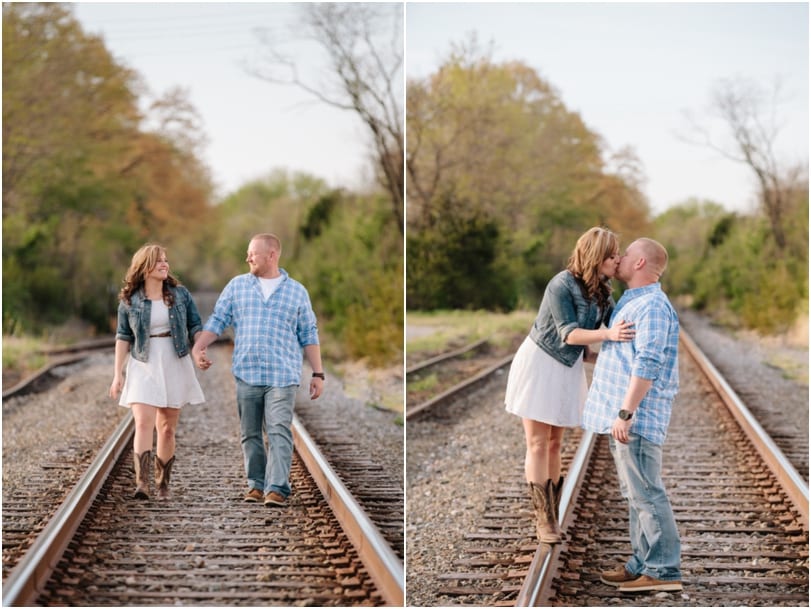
[
  {"xmin": 407, "ymin": 208, "xmax": 517, "ymax": 310},
  {"xmin": 2, "ymin": 5, "xmax": 402, "ymax": 368},
  {"xmin": 3, "ymin": 4, "xmax": 212, "ymax": 335},
  {"xmin": 652, "ymin": 189, "xmax": 808, "ymax": 335},
  {"xmin": 196, "ymin": 169, "xmax": 330, "ymax": 287},
  {"xmin": 406, "ymin": 38, "xmax": 651, "ymax": 311},
  {"xmin": 290, "ymin": 190, "xmax": 403, "ymax": 366}
]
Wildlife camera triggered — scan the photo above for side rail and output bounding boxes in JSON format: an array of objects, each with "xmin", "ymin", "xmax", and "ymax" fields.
[
  {"xmin": 292, "ymin": 416, "xmax": 404, "ymax": 606},
  {"xmin": 515, "ymin": 430, "xmax": 597, "ymax": 606}
]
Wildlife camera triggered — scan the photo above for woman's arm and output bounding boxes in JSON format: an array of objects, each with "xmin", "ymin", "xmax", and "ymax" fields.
[
  {"xmin": 109, "ymin": 339, "xmax": 131, "ymax": 399},
  {"xmin": 565, "ymin": 319, "xmax": 634, "ymax": 346}
]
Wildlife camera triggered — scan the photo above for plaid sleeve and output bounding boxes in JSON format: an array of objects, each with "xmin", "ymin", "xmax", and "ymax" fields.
[{"xmin": 631, "ymin": 300, "xmax": 670, "ymax": 380}]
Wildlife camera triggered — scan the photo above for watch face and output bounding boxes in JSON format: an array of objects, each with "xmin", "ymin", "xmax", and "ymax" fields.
[{"xmin": 619, "ymin": 410, "xmax": 632, "ymax": 420}]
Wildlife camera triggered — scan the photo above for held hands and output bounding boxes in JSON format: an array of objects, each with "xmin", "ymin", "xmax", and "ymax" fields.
[
  {"xmin": 192, "ymin": 345, "xmax": 213, "ymax": 370},
  {"xmin": 606, "ymin": 319, "xmax": 635, "ymax": 342}
]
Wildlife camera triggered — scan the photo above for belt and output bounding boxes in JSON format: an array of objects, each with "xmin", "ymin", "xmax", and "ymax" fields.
[{"xmin": 149, "ymin": 332, "xmax": 172, "ymax": 338}]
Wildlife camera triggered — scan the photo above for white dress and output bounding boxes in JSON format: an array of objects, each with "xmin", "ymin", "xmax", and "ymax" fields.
[
  {"xmin": 119, "ymin": 300, "xmax": 205, "ymax": 409},
  {"xmin": 504, "ymin": 336, "xmax": 587, "ymax": 427}
]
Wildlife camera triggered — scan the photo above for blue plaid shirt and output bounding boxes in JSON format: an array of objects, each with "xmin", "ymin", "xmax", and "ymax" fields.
[
  {"xmin": 204, "ymin": 270, "xmax": 319, "ymax": 387},
  {"xmin": 582, "ymin": 282, "xmax": 679, "ymax": 445}
]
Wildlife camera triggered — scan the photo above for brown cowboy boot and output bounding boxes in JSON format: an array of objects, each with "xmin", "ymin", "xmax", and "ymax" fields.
[
  {"xmin": 552, "ymin": 475, "xmax": 565, "ymax": 522},
  {"xmin": 529, "ymin": 481, "xmax": 561, "ymax": 543},
  {"xmin": 133, "ymin": 451, "xmax": 152, "ymax": 500},
  {"xmin": 154, "ymin": 455, "xmax": 175, "ymax": 500}
]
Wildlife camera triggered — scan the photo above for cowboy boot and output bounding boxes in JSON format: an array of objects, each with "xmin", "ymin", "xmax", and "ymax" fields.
[
  {"xmin": 529, "ymin": 481, "xmax": 561, "ymax": 543},
  {"xmin": 133, "ymin": 451, "xmax": 152, "ymax": 500},
  {"xmin": 154, "ymin": 455, "xmax": 175, "ymax": 500},
  {"xmin": 552, "ymin": 475, "xmax": 565, "ymax": 522}
]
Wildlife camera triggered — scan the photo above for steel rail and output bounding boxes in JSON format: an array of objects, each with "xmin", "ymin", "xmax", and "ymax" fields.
[
  {"xmin": 4, "ymin": 413, "xmax": 403, "ymax": 606},
  {"xmin": 2, "ymin": 412, "xmax": 135, "ymax": 607},
  {"xmin": 406, "ymin": 338, "xmax": 489, "ymax": 375},
  {"xmin": 514, "ymin": 431, "xmax": 597, "ymax": 607},
  {"xmin": 2, "ymin": 354, "xmax": 90, "ymax": 400},
  {"xmin": 292, "ymin": 415, "xmax": 404, "ymax": 606},
  {"xmin": 406, "ymin": 353, "xmax": 514, "ymax": 419},
  {"xmin": 679, "ymin": 329, "xmax": 809, "ymax": 529}
]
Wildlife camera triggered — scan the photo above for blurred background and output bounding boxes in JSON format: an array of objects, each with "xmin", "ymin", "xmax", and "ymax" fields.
[
  {"xmin": 405, "ymin": 2, "xmax": 808, "ymax": 351},
  {"xmin": 4, "ymin": 2, "xmax": 808, "ymax": 395},
  {"xmin": 3, "ymin": 2, "xmax": 404, "ymax": 391}
]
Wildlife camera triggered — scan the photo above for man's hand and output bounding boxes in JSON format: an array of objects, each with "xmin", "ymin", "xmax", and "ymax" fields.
[
  {"xmin": 611, "ymin": 417, "xmax": 633, "ymax": 444},
  {"xmin": 309, "ymin": 377, "xmax": 323, "ymax": 400}
]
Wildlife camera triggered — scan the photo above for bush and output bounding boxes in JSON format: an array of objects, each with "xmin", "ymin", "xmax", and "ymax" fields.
[
  {"xmin": 407, "ymin": 212, "xmax": 518, "ymax": 311},
  {"xmin": 290, "ymin": 191, "xmax": 403, "ymax": 367}
]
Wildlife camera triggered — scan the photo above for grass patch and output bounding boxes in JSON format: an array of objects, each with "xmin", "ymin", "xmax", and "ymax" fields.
[
  {"xmin": 407, "ymin": 372, "xmax": 439, "ymax": 393},
  {"xmin": 406, "ymin": 309, "xmax": 535, "ymax": 356},
  {"xmin": 765, "ymin": 354, "xmax": 809, "ymax": 385},
  {"xmin": 2, "ymin": 336, "xmax": 48, "ymax": 387}
]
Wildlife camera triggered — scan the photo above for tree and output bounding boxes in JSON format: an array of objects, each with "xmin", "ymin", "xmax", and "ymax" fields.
[
  {"xmin": 407, "ymin": 38, "xmax": 649, "ymax": 232},
  {"xmin": 683, "ymin": 77, "xmax": 804, "ymax": 250},
  {"xmin": 248, "ymin": 3, "xmax": 404, "ymax": 234},
  {"xmin": 406, "ymin": 38, "xmax": 651, "ymax": 310},
  {"xmin": 3, "ymin": 3, "xmax": 213, "ymax": 332}
]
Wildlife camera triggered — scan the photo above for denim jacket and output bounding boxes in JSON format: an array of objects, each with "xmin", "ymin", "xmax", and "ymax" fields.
[
  {"xmin": 115, "ymin": 285, "xmax": 203, "ymax": 363},
  {"xmin": 528, "ymin": 270, "xmax": 614, "ymax": 367}
]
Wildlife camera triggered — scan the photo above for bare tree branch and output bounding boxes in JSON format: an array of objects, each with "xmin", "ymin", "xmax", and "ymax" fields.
[
  {"xmin": 680, "ymin": 76, "xmax": 797, "ymax": 249},
  {"xmin": 247, "ymin": 3, "xmax": 403, "ymax": 233}
]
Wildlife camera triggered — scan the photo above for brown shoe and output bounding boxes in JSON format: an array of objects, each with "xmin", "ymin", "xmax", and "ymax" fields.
[
  {"xmin": 618, "ymin": 575, "xmax": 683, "ymax": 593},
  {"xmin": 600, "ymin": 565, "xmax": 637, "ymax": 586},
  {"xmin": 528, "ymin": 481, "xmax": 561, "ymax": 543},
  {"xmin": 244, "ymin": 488, "xmax": 263, "ymax": 502},
  {"xmin": 264, "ymin": 491, "xmax": 286, "ymax": 507},
  {"xmin": 154, "ymin": 455, "xmax": 175, "ymax": 500},
  {"xmin": 132, "ymin": 451, "xmax": 152, "ymax": 500}
]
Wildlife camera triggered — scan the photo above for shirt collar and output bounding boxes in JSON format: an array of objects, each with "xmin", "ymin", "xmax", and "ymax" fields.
[{"xmin": 614, "ymin": 281, "xmax": 661, "ymax": 311}]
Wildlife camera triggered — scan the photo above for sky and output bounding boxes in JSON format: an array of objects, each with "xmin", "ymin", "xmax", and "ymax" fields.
[
  {"xmin": 70, "ymin": 2, "xmax": 807, "ymax": 214},
  {"xmin": 407, "ymin": 2, "xmax": 809, "ymax": 214},
  {"xmin": 73, "ymin": 2, "xmax": 395, "ymax": 199}
]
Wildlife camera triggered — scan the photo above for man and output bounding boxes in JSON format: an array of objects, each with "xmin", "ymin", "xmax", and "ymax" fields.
[
  {"xmin": 192, "ymin": 233, "xmax": 324, "ymax": 507},
  {"xmin": 581, "ymin": 237, "xmax": 682, "ymax": 593}
]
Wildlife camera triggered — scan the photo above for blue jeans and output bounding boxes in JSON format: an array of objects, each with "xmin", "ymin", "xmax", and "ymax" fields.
[
  {"xmin": 235, "ymin": 380, "xmax": 297, "ymax": 497},
  {"xmin": 609, "ymin": 434, "xmax": 681, "ymax": 581}
]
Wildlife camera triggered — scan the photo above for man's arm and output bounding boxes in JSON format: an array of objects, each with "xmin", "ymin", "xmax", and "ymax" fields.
[{"xmin": 304, "ymin": 344, "xmax": 324, "ymax": 400}]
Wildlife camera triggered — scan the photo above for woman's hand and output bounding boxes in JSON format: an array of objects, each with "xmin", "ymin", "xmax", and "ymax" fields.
[
  {"xmin": 109, "ymin": 373, "xmax": 123, "ymax": 400},
  {"xmin": 606, "ymin": 319, "xmax": 635, "ymax": 342}
]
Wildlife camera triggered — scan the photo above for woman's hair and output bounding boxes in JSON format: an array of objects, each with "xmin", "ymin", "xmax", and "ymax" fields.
[
  {"xmin": 566, "ymin": 227, "xmax": 619, "ymax": 309},
  {"xmin": 118, "ymin": 244, "xmax": 180, "ymax": 305}
]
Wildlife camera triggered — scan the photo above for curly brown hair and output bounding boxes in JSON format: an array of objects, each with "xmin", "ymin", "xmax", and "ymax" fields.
[
  {"xmin": 118, "ymin": 244, "xmax": 180, "ymax": 306},
  {"xmin": 566, "ymin": 227, "xmax": 619, "ymax": 310}
]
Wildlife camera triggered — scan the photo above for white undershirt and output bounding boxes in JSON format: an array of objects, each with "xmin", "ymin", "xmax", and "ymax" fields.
[{"xmin": 258, "ymin": 276, "xmax": 283, "ymax": 301}]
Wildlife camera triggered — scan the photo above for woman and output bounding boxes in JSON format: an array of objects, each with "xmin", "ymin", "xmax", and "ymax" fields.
[
  {"xmin": 504, "ymin": 227, "xmax": 634, "ymax": 543},
  {"xmin": 109, "ymin": 244, "xmax": 205, "ymax": 500}
]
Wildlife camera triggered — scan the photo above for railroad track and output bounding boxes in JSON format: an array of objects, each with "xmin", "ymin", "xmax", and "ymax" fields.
[
  {"xmin": 406, "ymin": 338, "xmax": 515, "ymax": 419},
  {"xmin": 408, "ymin": 328, "xmax": 809, "ymax": 606},
  {"xmin": 2, "ymin": 344, "xmax": 403, "ymax": 606}
]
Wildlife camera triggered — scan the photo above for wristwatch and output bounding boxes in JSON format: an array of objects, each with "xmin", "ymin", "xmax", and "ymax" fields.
[
  {"xmin": 312, "ymin": 372, "xmax": 325, "ymax": 380},
  {"xmin": 618, "ymin": 409, "xmax": 633, "ymax": 421}
]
